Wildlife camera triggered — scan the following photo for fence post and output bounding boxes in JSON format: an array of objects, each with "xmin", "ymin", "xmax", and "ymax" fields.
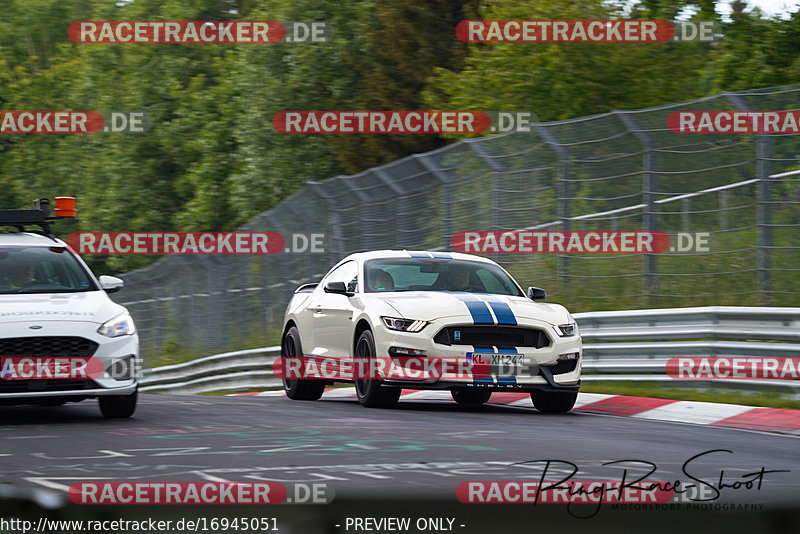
[
  {"xmin": 466, "ymin": 139, "xmax": 510, "ymax": 267},
  {"xmin": 467, "ymin": 139, "xmax": 506, "ymax": 231},
  {"xmin": 725, "ymin": 94, "xmax": 772, "ymax": 303},
  {"xmin": 682, "ymin": 198, "xmax": 690, "ymax": 233},
  {"xmin": 615, "ymin": 111, "xmax": 657, "ymax": 299},
  {"xmin": 720, "ymin": 190, "xmax": 728, "ymax": 230},
  {"xmin": 284, "ymin": 196, "xmax": 317, "ymax": 280},
  {"xmin": 415, "ymin": 153, "xmax": 454, "ymax": 251},
  {"xmin": 338, "ymin": 175, "xmax": 373, "ymax": 251},
  {"xmin": 306, "ymin": 179, "xmax": 343, "ymax": 265},
  {"xmin": 532, "ymin": 125, "xmax": 571, "ymax": 278},
  {"xmin": 371, "ymin": 168, "xmax": 407, "ymax": 248},
  {"xmin": 264, "ymin": 213, "xmax": 293, "ymax": 337}
]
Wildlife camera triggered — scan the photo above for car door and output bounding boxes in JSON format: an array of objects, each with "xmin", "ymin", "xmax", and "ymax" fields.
[{"xmin": 307, "ymin": 260, "xmax": 359, "ymax": 358}]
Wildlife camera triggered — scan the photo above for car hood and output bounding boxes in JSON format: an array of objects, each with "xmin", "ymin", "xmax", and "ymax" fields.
[
  {"xmin": 369, "ymin": 291, "xmax": 570, "ymax": 325},
  {"xmin": 0, "ymin": 291, "xmax": 124, "ymax": 325}
]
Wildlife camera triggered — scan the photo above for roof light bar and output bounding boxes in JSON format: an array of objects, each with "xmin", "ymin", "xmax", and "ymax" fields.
[{"xmin": 0, "ymin": 197, "xmax": 77, "ymax": 236}]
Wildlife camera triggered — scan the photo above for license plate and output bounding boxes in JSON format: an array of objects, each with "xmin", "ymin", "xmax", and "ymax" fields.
[{"xmin": 467, "ymin": 352, "xmax": 532, "ymax": 377}]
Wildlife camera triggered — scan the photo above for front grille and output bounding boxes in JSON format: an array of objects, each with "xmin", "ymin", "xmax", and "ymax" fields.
[
  {"xmin": 0, "ymin": 379, "xmax": 97, "ymax": 393},
  {"xmin": 434, "ymin": 326, "xmax": 550, "ymax": 348},
  {"xmin": 0, "ymin": 337, "xmax": 98, "ymax": 358},
  {"xmin": 543, "ymin": 358, "xmax": 578, "ymax": 375}
]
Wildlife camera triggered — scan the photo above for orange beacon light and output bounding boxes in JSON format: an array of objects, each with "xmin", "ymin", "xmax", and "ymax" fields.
[{"xmin": 54, "ymin": 197, "xmax": 76, "ymax": 217}]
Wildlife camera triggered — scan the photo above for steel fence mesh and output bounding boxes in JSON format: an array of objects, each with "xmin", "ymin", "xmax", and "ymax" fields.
[{"xmin": 113, "ymin": 84, "xmax": 800, "ymax": 363}]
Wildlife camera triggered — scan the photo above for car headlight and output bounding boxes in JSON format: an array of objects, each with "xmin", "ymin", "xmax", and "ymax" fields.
[
  {"xmin": 98, "ymin": 313, "xmax": 136, "ymax": 338},
  {"xmin": 382, "ymin": 317, "xmax": 427, "ymax": 332},
  {"xmin": 556, "ymin": 323, "xmax": 576, "ymax": 337}
]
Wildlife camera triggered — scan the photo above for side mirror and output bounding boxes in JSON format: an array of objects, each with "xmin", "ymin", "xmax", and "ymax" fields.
[
  {"xmin": 324, "ymin": 281, "xmax": 353, "ymax": 296},
  {"xmin": 99, "ymin": 275, "xmax": 124, "ymax": 294},
  {"xmin": 527, "ymin": 286, "xmax": 546, "ymax": 300}
]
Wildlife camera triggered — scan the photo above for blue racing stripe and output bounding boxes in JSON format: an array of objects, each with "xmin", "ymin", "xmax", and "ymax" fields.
[
  {"xmin": 495, "ymin": 346, "xmax": 518, "ymax": 384},
  {"xmin": 454, "ymin": 294, "xmax": 494, "ymax": 324},
  {"xmin": 480, "ymin": 295, "xmax": 517, "ymax": 326}
]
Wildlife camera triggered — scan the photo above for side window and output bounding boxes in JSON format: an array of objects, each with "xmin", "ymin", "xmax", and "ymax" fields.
[{"xmin": 324, "ymin": 261, "xmax": 359, "ymax": 293}]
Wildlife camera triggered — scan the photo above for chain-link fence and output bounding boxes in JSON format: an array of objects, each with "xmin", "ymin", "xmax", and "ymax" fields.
[{"xmin": 114, "ymin": 84, "xmax": 800, "ymax": 363}]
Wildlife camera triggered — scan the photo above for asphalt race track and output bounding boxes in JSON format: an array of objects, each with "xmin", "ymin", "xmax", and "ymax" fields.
[{"xmin": 0, "ymin": 392, "xmax": 799, "ymax": 532}]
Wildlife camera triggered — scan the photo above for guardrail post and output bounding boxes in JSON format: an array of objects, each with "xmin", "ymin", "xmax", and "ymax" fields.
[{"xmin": 615, "ymin": 111, "xmax": 657, "ymax": 300}]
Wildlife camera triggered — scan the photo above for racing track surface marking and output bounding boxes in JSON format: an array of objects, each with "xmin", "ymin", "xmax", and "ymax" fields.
[{"xmin": 234, "ymin": 387, "xmax": 800, "ymax": 436}]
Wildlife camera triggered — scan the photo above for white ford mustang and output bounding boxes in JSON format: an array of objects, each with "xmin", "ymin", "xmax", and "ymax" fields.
[{"xmin": 281, "ymin": 250, "xmax": 581, "ymax": 412}]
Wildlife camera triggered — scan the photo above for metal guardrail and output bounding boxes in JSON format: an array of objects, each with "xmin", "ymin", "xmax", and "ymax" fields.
[
  {"xmin": 141, "ymin": 306, "xmax": 800, "ymax": 395},
  {"xmin": 576, "ymin": 306, "xmax": 800, "ymax": 343},
  {"xmin": 141, "ymin": 348, "xmax": 281, "ymax": 394}
]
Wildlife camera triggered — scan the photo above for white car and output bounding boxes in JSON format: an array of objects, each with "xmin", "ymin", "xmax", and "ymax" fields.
[
  {"xmin": 281, "ymin": 250, "xmax": 581, "ymax": 412},
  {"xmin": 0, "ymin": 200, "xmax": 139, "ymax": 418}
]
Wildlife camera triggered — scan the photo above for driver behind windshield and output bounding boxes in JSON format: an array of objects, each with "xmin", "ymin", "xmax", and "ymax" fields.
[
  {"xmin": 447, "ymin": 266, "xmax": 471, "ymax": 291},
  {"xmin": 5, "ymin": 261, "xmax": 37, "ymax": 289}
]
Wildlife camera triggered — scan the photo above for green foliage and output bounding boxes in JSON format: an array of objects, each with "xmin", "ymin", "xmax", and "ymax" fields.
[
  {"xmin": 1, "ymin": 0, "xmax": 799, "ymax": 286},
  {"xmin": 423, "ymin": 0, "xmax": 717, "ymax": 129}
]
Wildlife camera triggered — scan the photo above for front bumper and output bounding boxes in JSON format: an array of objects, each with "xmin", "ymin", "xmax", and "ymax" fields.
[
  {"xmin": 0, "ymin": 321, "xmax": 139, "ymax": 400},
  {"xmin": 371, "ymin": 316, "xmax": 582, "ymax": 392}
]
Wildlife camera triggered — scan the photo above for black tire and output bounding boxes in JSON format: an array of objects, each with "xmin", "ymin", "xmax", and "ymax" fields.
[
  {"xmin": 282, "ymin": 326, "xmax": 325, "ymax": 401},
  {"xmin": 99, "ymin": 388, "xmax": 138, "ymax": 418},
  {"xmin": 531, "ymin": 390, "xmax": 578, "ymax": 413},
  {"xmin": 354, "ymin": 330, "xmax": 400, "ymax": 408},
  {"xmin": 451, "ymin": 389, "xmax": 492, "ymax": 405}
]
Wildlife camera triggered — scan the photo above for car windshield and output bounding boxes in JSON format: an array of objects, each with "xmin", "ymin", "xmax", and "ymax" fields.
[
  {"xmin": 0, "ymin": 246, "xmax": 96, "ymax": 294},
  {"xmin": 364, "ymin": 258, "xmax": 523, "ymax": 296}
]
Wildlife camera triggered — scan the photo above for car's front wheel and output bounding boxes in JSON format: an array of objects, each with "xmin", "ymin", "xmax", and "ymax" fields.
[
  {"xmin": 354, "ymin": 330, "xmax": 400, "ymax": 408},
  {"xmin": 282, "ymin": 326, "xmax": 325, "ymax": 401},
  {"xmin": 451, "ymin": 389, "xmax": 492, "ymax": 405},
  {"xmin": 531, "ymin": 390, "xmax": 578, "ymax": 413},
  {"xmin": 99, "ymin": 388, "xmax": 138, "ymax": 418}
]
